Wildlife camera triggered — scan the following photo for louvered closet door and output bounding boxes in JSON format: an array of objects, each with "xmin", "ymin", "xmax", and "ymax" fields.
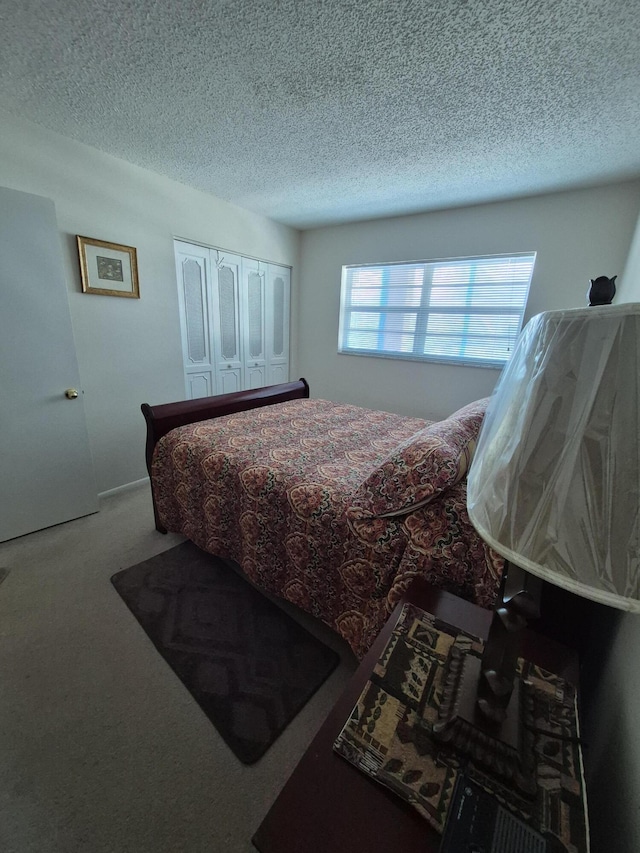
[
  {"xmin": 212, "ymin": 251, "xmax": 244, "ymax": 394},
  {"xmin": 266, "ymin": 264, "xmax": 290, "ymax": 385},
  {"xmin": 241, "ymin": 257, "xmax": 267, "ymax": 389},
  {"xmin": 175, "ymin": 243, "xmax": 215, "ymax": 399}
]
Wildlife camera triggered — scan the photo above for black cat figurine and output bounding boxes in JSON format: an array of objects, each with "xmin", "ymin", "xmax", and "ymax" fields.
[{"xmin": 588, "ymin": 275, "xmax": 617, "ymax": 306}]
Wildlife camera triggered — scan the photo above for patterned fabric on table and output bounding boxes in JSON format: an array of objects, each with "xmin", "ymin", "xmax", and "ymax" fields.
[
  {"xmin": 333, "ymin": 604, "xmax": 588, "ymax": 852},
  {"xmin": 151, "ymin": 398, "xmax": 502, "ymax": 658}
]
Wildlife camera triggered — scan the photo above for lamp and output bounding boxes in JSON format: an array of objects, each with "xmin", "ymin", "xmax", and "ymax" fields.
[{"xmin": 433, "ymin": 302, "xmax": 640, "ymax": 795}]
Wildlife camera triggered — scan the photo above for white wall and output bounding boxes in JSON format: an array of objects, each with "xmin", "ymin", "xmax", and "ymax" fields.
[
  {"xmin": 0, "ymin": 111, "xmax": 300, "ymax": 494},
  {"xmin": 619, "ymin": 209, "xmax": 640, "ymax": 302},
  {"xmin": 583, "ymin": 611, "xmax": 640, "ymax": 853},
  {"xmin": 298, "ymin": 182, "xmax": 640, "ymax": 420},
  {"xmin": 590, "ymin": 203, "xmax": 640, "ymax": 853}
]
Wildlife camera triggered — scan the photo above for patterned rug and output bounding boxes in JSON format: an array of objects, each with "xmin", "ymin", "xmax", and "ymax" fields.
[
  {"xmin": 334, "ymin": 603, "xmax": 587, "ymax": 852},
  {"xmin": 111, "ymin": 542, "xmax": 340, "ymax": 764}
]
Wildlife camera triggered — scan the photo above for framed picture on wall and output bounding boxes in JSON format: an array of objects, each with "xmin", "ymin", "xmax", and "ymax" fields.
[{"xmin": 77, "ymin": 235, "xmax": 140, "ymax": 298}]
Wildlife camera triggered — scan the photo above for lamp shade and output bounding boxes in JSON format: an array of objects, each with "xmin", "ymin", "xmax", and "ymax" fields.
[{"xmin": 468, "ymin": 303, "xmax": 640, "ymax": 612}]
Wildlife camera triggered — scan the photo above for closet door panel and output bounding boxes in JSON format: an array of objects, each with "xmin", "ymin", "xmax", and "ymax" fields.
[
  {"xmin": 268, "ymin": 362, "xmax": 289, "ymax": 385},
  {"xmin": 267, "ymin": 264, "xmax": 290, "ymax": 385},
  {"xmin": 242, "ymin": 257, "xmax": 266, "ymax": 382},
  {"xmin": 212, "ymin": 251, "xmax": 244, "ymax": 391},
  {"xmin": 187, "ymin": 373, "xmax": 212, "ymax": 399},
  {"xmin": 175, "ymin": 243, "xmax": 214, "ymax": 399},
  {"xmin": 246, "ymin": 363, "xmax": 267, "ymax": 388},
  {"xmin": 218, "ymin": 365, "xmax": 243, "ymax": 394}
]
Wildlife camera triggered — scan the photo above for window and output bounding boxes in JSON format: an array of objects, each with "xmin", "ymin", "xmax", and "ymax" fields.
[{"xmin": 338, "ymin": 253, "xmax": 535, "ymax": 368}]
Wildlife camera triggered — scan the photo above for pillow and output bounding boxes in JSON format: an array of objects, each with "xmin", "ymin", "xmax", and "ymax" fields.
[{"xmin": 350, "ymin": 398, "xmax": 490, "ymax": 518}]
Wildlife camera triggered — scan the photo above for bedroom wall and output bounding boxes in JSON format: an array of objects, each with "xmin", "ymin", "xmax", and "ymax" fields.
[
  {"xmin": 619, "ymin": 207, "xmax": 640, "ymax": 301},
  {"xmin": 0, "ymin": 111, "xmax": 300, "ymax": 494},
  {"xmin": 581, "ymin": 204, "xmax": 640, "ymax": 853},
  {"xmin": 298, "ymin": 181, "xmax": 640, "ymax": 421},
  {"xmin": 582, "ymin": 609, "xmax": 640, "ymax": 853}
]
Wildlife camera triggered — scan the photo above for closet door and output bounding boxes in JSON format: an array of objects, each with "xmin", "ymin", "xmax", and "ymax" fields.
[
  {"xmin": 212, "ymin": 250, "xmax": 244, "ymax": 394},
  {"xmin": 174, "ymin": 240, "xmax": 291, "ymax": 398},
  {"xmin": 242, "ymin": 257, "xmax": 267, "ymax": 389},
  {"xmin": 175, "ymin": 242, "xmax": 214, "ymax": 399},
  {"xmin": 266, "ymin": 264, "xmax": 290, "ymax": 385}
]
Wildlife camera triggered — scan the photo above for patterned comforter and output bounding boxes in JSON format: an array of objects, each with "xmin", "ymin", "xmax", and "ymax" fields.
[{"xmin": 151, "ymin": 397, "xmax": 502, "ymax": 658}]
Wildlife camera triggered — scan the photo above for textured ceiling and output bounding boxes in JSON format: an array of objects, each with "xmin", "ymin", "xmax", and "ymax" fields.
[{"xmin": 1, "ymin": 0, "xmax": 639, "ymax": 229}]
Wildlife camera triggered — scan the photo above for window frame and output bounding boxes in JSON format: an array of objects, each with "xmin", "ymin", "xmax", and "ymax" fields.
[{"xmin": 338, "ymin": 252, "xmax": 536, "ymax": 369}]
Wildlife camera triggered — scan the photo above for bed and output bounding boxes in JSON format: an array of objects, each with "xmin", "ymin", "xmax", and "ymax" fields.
[{"xmin": 142, "ymin": 379, "xmax": 503, "ymax": 659}]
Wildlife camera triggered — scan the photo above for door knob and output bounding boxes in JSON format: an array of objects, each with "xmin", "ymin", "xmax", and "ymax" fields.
[{"xmin": 65, "ymin": 388, "xmax": 79, "ymax": 399}]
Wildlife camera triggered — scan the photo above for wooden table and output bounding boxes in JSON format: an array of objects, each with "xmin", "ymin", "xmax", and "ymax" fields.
[{"xmin": 252, "ymin": 581, "xmax": 580, "ymax": 853}]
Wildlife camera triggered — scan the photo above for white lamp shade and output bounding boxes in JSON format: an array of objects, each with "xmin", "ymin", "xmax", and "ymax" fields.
[{"xmin": 468, "ymin": 303, "xmax": 640, "ymax": 612}]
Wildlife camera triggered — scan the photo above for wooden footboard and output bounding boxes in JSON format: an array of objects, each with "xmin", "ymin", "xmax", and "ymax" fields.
[{"xmin": 141, "ymin": 379, "xmax": 310, "ymax": 532}]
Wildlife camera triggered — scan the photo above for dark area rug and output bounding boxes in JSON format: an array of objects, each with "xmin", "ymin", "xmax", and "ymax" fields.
[{"xmin": 111, "ymin": 542, "xmax": 340, "ymax": 764}]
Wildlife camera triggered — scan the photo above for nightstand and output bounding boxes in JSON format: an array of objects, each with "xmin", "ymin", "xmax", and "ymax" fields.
[{"xmin": 252, "ymin": 581, "xmax": 581, "ymax": 853}]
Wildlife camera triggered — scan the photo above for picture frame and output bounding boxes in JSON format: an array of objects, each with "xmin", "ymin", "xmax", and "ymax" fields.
[{"xmin": 77, "ymin": 235, "xmax": 140, "ymax": 298}]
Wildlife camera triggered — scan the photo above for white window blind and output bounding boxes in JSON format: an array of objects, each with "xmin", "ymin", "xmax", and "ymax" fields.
[{"xmin": 338, "ymin": 253, "xmax": 535, "ymax": 368}]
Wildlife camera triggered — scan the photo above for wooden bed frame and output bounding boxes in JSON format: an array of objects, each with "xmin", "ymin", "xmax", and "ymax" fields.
[{"xmin": 141, "ymin": 378, "xmax": 310, "ymax": 532}]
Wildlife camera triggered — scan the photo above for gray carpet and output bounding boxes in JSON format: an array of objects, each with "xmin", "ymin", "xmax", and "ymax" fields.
[{"xmin": 0, "ymin": 482, "xmax": 356, "ymax": 853}]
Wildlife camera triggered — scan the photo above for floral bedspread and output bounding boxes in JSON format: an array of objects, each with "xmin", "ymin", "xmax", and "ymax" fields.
[{"xmin": 151, "ymin": 398, "xmax": 502, "ymax": 658}]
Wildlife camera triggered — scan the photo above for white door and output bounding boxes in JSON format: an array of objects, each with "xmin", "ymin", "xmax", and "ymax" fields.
[
  {"xmin": 212, "ymin": 250, "xmax": 244, "ymax": 395},
  {"xmin": 0, "ymin": 187, "xmax": 98, "ymax": 542},
  {"xmin": 175, "ymin": 242, "xmax": 215, "ymax": 399},
  {"xmin": 267, "ymin": 264, "xmax": 290, "ymax": 385},
  {"xmin": 242, "ymin": 257, "xmax": 267, "ymax": 389}
]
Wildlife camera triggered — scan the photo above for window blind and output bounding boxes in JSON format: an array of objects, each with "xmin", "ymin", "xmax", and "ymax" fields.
[{"xmin": 338, "ymin": 253, "xmax": 535, "ymax": 367}]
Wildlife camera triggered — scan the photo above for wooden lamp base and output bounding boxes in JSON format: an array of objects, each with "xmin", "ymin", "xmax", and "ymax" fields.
[
  {"xmin": 433, "ymin": 561, "xmax": 542, "ymax": 797},
  {"xmin": 433, "ymin": 647, "xmax": 537, "ymax": 796}
]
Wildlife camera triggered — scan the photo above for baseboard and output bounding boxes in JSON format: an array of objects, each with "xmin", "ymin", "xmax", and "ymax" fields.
[{"xmin": 98, "ymin": 477, "xmax": 150, "ymax": 500}]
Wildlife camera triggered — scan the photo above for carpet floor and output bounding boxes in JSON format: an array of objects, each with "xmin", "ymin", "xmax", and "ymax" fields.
[{"xmin": 111, "ymin": 541, "xmax": 340, "ymax": 764}]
